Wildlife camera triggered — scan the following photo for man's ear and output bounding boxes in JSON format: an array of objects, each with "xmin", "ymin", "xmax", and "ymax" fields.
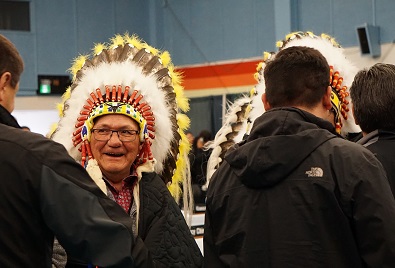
[
  {"xmin": 0, "ymin": 72, "xmax": 11, "ymax": 89},
  {"xmin": 0, "ymin": 72, "xmax": 11, "ymax": 101},
  {"xmin": 322, "ymin": 86, "xmax": 332, "ymax": 110},
  {"xmin": 261, "ymin": 93, "xmax": 271, "ymax": 111}
]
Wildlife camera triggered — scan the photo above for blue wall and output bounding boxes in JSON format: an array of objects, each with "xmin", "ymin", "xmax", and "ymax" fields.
[
  {"xmin": 1, "ymin": 0, "xmax": 395, "ymax": 95},
  {"xmin": 2, "ymin": 0, "xmax": 151, "ymax": 95}
]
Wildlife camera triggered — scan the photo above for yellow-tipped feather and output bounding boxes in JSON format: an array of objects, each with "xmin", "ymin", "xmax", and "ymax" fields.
[
  {"xmin": 160, "ymin": 51, "xmax": 171, "ymax": 67},
  {"xmin": 253, "ymin": 72, "xmax": 260, "ymax": 82},
  {"xmin": 93, "ymin": 43, "xmax": 106, "ymax": 55},
  {"xmin": 143, "ymin": 43, "xmax": 159, "ymax": 55},
  {"xmin": 263, "ymin": 51, "xmax": 272, "ymax": 62},
  {"xmin": 56, "ymin": 103, "xmax": 64, "ymax": 117},
  {"xmin": 174, "ymin": 86, "xmax": 189, "ymax": 112},
  {"xmin": 276, "ymin": 41, "xmax": 283, "ymax": 48},
  {"xmin": 177, "ymin": 113, "xmax": 190, "ymax": 131},
  {"xmin": 129, "ymin": 35, "xmax": 144, "ymax": 50},
  {"xmin": 47, "ymin": 122, "xmax": 59, "ymax": 138},
  {"xmin": 110, "ymin": 34, "xmax": 125, "ymax": 49},
  {"xmin": 285, "ymin": 32, "xmax": 298, "ymax": 40},
  {"xmin": 69, "ymin": 55, "xmax": 87, "ymax": 76},
  {"xmin": 170, "ymin": 69, "xmax": 183, "ymax": 86}
]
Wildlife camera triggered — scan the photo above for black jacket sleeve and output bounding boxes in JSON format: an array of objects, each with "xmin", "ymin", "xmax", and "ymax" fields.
[{"xmin": 40, "ymin": 165, "xmax": 139, "ymax": 268}]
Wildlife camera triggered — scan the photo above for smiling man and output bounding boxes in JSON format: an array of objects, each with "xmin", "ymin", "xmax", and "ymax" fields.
[
  {"xmin": 50, "ymin": 34, "xmax": 202, "ymax": 267},
  {"xmin": 90, "ymin": 113, "xmax": 141, "ymax": 213}
]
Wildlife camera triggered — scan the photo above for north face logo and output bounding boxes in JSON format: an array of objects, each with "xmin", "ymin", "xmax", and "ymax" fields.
[{"xmin": 305, "ymin": 167, "xmax": 323, "ymax": 177}]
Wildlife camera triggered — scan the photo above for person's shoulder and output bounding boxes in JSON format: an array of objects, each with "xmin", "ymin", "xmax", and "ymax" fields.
[
  {"xmin": 0, "ymin": 124, "xmax": 67, "ymax": 161},
  {"xmin": 329, "ymin": 137, "xmax": 380, "ymax": 162},
  {"xmin": 141, "ymin": 172, "xmax": 169, "ymax": 190}
]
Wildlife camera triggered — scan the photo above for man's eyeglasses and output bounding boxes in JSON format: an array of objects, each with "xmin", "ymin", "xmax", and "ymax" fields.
[{"xmin": 91, "ymin": 129, "xmax": 140, "ymax": 142}]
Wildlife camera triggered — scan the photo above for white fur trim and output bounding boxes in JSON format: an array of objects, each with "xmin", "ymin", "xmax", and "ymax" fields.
[
  {"xmin": 136, "ymin": 158, "xmax": 156, "ymax": 179},
  {"xmin": 86, "ymin": 159, "xmax": 107, "ymax": 195}
]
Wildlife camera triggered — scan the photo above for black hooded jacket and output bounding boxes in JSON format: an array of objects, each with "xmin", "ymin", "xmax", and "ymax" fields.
[
  {"xmin": 204, "ymin": 108, "xmax": 395, "ymax": 268},
  {"xmin": 358, "ymin": 129, "xmax": 395, "ymax": 198}
]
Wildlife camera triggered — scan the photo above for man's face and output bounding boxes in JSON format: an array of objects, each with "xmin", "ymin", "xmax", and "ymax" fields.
[{"xmin": 90, "ymin": 114, "xmax": 141, "ymax": 183}]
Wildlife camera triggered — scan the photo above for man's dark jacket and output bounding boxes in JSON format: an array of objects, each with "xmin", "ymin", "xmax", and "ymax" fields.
[
  {"xmin": 358, "ymin": 129, "xmax": 395, "ymax": 198},
  {"xmin": 204, "ymin": 108, "xmax": 395, "ymax": 268},
  {"xmin": 66, "ymin": 172, "xmax": 203, "ymax": 268}
]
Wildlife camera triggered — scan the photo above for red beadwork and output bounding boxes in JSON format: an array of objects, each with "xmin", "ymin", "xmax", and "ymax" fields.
[
  {"xmin": 96, "ymin": 88, "xmax": 104, "ymax": 103},
  {"xmin": 77, "ymin": 115, "xmax": 88, "ymax": 121},
  {"xmin": 111, "ymin": 86, "xmax": 116, "ymax": 102},
  {"xmin": 105, "ymin": 85, "xmax": 111, "ymax": 101},
  {"xmin": 75, "ymin": 121, "xmax": 85, "ymax": 128},
  {"xmin": 83, "ymin": 104, "xmax": 93, "ymax": 112},
  {"xmin": 73, "ymin": 127, "xmax": 82, "ymax": 136},
  {"xmin": 85, "ymin": 141, "xmax": 93, "ymax": 159},
  {"xmin": 90, "ymin": 92, "xmax": 100, "ymax": 106},
  {"xmin": 128, "ymin": 90, "xmax": 138, "ymax": 105},
  {"xmin": 117, "ymin": 85, "xmax": 122, "ymax": 101},
  {"xmin": 81, "ymin": 143, "xmax": 86, "ymax": 166},
  {"xmin": 142, "ymin": 111, "xmax": 153, "ymax": 117},
  {"xmin": 330, "ymin": 67, "xmax": 350, "ymax": 125},
  {"xmin": 137, "ymin": 102, "xmax": 148, "ymax": 110},
  {"xmin": 123, "ymin": 86, "xmax": 130, "ymax": 102},
  {"xmin": 133, "ymin": 95, "xmax": 144, "ymax": 107},
  {"xmin": 140, "ymin": 105, "xmax": 151, "ymax": 112},
  {"xmin": 144, "ymin": 116, "xmax": 155, "ymax": 121},
  {"xmin": 86, "ymin": 98, "xmax": 95, "ymax": 108}
]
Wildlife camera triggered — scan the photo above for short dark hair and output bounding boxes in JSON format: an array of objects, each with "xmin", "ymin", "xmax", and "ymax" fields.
[
  {"xmin": 0, "ymin": 34, "xmax": 24, "ymax": 88},
  {"xmin": 350, "ymin": 63, "xmax": 395, "ymax": 133},
  {"xmin": 264, "ymin": 46, "xmax": 330, "ymax": 108}
]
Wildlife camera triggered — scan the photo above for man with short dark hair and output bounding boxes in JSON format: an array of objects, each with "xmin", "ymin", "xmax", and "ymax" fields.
[
  {"xmin": 0, "ymin": 34, "xmax": 23, "ymax": 128},
  {"xmin": 350, "ymin": 63, "xmax": 395, "ymax": 197},
  {"xmin": 204, "ymin": 46, "xmax": 395, "ymax": 267}
]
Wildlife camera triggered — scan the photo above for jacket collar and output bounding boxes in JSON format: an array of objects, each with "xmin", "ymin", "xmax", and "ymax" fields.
[{"xmin": 0, "ymin": 104, "xmax": 21, "ymax": 129}]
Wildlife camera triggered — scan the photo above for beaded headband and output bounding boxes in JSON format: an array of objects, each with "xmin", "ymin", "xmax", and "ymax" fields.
[
  {"xmin": 50, "ymin": 34, "xmax": 192, "ymax": 207},
  {"xmin": 80, "ymin": 101, "xmax": 147, "ymax": 144},
  {"xmin": 205, "ymin": 31, "xmax": 360, "ymax": 188}
]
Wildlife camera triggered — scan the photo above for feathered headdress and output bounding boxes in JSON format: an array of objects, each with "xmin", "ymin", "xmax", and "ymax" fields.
[
  {"xmin": 50, "ymin": 34, "xmax": 193, "ymax": 217},
  {"xmin": 205, "ymin": 31, "xmax": 361, "ymax": 187}
]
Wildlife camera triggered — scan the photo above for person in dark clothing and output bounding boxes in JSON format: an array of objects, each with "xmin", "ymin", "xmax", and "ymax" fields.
[
  {"xmin": 189, "ymin": 130, "xmax": 212, "ymax": 205},
  {"xmin": 0, "ymin": 34, "xmax": 23, "ymax": 129},
  {"xmin": 350, "ymin": 63, "xmax": 395, "ymax": 197},
  {"xmin": 50, "ymin": 34, "xmax": 202, "ymax": 267},
  {"xmin": 0, "ymin": 33, "xmax": 150, "ymax": 268},
  {"xmin": 204, "ymin": 46, "xmax": 395, "ymax": 267}
]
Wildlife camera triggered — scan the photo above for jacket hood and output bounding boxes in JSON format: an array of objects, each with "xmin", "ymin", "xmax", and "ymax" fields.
[{"xmin": 224, "ymin": 108, "xmax": 337, "ymax": 188}]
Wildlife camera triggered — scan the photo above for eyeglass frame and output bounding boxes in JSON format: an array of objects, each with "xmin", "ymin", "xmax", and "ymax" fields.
[{"xmin": 91, "ymin": 128, "xmax": 140, "ymax": 142}]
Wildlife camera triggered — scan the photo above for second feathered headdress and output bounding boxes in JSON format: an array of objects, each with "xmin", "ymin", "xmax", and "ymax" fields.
[{"xmin": 205, "ymin": 31, "xmax": 361, "ymax": 187}]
